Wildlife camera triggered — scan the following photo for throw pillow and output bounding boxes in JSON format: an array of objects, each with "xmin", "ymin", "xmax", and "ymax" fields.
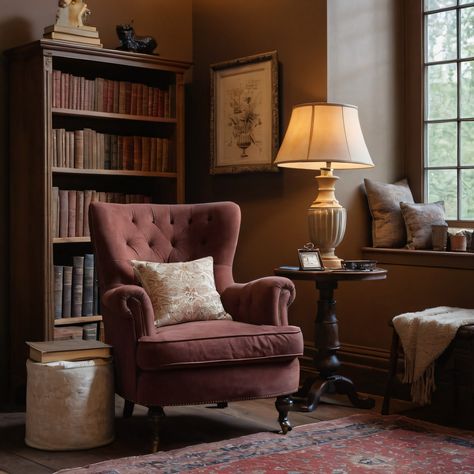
[
  {"xmin": 400, "ymin": 201, "xmax": 447, "ymax": 250},
  {"xmin": 364, "ymin": 178, "xmax": 415, "ymax": 248},
  {"xmin": 131, "ymin": 256, "xmax": 232, "ymax": 328}
]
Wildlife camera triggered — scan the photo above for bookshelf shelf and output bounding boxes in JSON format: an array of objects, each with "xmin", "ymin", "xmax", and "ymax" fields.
[
  {"xmin": 7, "ymin": 39, "xmax": 190, "ymax": 399},
  {"xmin": 52, "ymin": 167, "xmax": 177, "ymax": 178},
  {"xmin": 52, "ymin": 108, "xmax": 178, "ymax": 124},
  {"xmin": 54, "ymin": 315, "xmax": 102, "ymax": 326},
  {"xmin": 53, "ymin": 237, "xmax": 92, "ymax": 244}
]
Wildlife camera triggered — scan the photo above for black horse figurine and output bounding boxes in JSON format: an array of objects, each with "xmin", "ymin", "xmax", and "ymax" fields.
[{"xmin": 116, "ymin": 23, "xmax": 157, "ymax": 54}]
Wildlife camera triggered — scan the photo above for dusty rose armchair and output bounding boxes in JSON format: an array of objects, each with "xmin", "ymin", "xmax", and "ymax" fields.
[{"xmin": 89, "ymin": 201, "xmax": 303, "ymax": 450}]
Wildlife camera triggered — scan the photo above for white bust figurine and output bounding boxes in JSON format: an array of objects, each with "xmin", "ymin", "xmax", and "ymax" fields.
[{"xmin": 55, "ymin": 0, "xmax": 91, "ymax": 29}]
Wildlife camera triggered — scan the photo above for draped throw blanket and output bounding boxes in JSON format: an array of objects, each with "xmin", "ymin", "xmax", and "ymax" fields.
[{"xmin": 393, "ymin": 306, "xmax": 474, "ymax": 405}]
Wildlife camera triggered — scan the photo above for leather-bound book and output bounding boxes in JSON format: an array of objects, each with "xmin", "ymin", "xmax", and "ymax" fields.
[
  {"xmin": 71, "ymin": 255, "xmax": 84, "ymax": 317},
  {"xmin": 62, "ymin": 265, "xmax": 73, "ymax": 318}
]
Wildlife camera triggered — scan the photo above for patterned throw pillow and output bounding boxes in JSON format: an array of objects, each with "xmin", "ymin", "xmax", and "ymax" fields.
[
  {"xmin": 400, "ymin": 201, "xmax": 447, "ymax": 250},
  {"xmin": 364, "ymin": 178, "xmax": 415, "ymax": 248},
  {"xmin": 131, "ymin": 256, "xmax": 232, "ymax": 328}
]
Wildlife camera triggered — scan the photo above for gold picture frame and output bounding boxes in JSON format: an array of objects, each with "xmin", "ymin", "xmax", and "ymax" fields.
[{"xmin": 210, "ymin": 51, "xmax": 279, "ymax": 174}]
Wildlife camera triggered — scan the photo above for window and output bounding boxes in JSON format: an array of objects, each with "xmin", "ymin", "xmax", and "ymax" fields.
[{"xmin": 424, "ymin": 0, "xmax": 474, "ymax": 221}]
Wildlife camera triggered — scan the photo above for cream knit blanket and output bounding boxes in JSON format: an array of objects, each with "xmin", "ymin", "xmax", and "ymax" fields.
[{"xmin": 393, "ymin": 306, "xmax": 474, "ymax": 406}]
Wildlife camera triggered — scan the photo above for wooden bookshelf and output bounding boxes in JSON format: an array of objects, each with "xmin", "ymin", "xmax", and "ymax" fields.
[
  {"xmin": 6, "ymin": 39, "xmax": 190, "ymax": 399},
  {"xmin": 53, "ymin": 107, "xmax": 179, "ymax": 123},
  {"xmin": 54, "ymin": 315, "xmax": 102, "ymax": 326}
]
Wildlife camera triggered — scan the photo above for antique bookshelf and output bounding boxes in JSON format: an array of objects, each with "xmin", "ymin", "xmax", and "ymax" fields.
[{"xmin": 6, "ymin": 39, "xmax": 190, "ymax": 399}]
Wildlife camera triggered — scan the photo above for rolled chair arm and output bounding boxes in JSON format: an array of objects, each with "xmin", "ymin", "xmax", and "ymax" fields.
[
  {"xmin": 220, "ymin": 276, "xmax": 296, "ymax": 326},
  {"xmin": 101, "ymin": 284, "xmax": 156, "ymax": 339},
  {"xmin": 100, "ymin": 285, "xmax": 155, "ymax": 400}
]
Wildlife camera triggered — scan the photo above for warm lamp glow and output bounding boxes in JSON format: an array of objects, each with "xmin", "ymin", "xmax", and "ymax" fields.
[{"xmin": 275, "ymin": 102, "xmax": 373, "ymax": 268}]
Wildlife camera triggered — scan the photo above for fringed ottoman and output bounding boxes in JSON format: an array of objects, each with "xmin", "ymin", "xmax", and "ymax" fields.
[{"xmin": 25, "ymin": 358, "xmax": 114, "ymax": 450}]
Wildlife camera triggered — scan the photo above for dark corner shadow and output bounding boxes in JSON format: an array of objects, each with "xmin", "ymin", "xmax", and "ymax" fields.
[
  {"xmin": 113, "ymin": 412, "xmax": 268, "ymax": 454},
  {"xmin": 0, "ymin": 17, "xmax": 34, "ymax": 53}
]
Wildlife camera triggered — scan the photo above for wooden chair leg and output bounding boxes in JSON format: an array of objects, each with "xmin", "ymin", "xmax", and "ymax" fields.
[
  {"xmin": 382, "ymin": 328, "xmax": 400, "ymax": 415},
  {"xmin": 123, "ymin": 399, "xmax": 135, "ymax": 418},
  {"xmin": 148, "ymin": 406, "xmax": 165, "ymax": 453},
  {"xmin": 275, "ymin": 395, "xmax": 293, "ymax": 434}
]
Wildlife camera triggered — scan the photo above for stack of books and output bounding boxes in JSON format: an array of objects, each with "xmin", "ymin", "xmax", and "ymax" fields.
[
  {"xmin": 44, "ymin": 25, "xmax": 102, "ymax": 47},
  {"xmin": 26, "ymin": 339, "xmax": 111, "ymax": 363}
]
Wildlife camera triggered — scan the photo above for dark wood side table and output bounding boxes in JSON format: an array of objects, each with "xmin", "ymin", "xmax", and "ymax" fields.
[{"xmin": 275, "ymin": 266, "xmax": 387, "ymax": 412}]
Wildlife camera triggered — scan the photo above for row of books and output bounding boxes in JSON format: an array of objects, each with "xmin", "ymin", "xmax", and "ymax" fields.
[
  {"xmin": 52, "ymin": 129, "xmax": 173, "ymax": 172},
  {"xmin": 54, "ymin": 323, "xmax": 99, "ymax": 341},
  {"xmin": 52, "ymin": 188, "xmax": 151, "ymax": 238},
  {"xmin": 52, "ymin": 70, "xmax": 174, "ymax": 117},
  {"xmin": 54, "ymin": 254, "xmax": 98, "ymax": 319}
]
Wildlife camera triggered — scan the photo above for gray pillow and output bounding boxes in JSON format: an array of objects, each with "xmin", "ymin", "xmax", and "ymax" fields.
[
  {"xmin": 400, "ymin": 201, "xmax": 446, "ymax": 250},
  {"xmin": 364, "ymin": 178, "xmax": 415, "ymax": 248}
]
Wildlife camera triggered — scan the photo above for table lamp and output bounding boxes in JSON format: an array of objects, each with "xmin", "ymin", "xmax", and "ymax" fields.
[{"xmin": 275, "ymin": 103, "xmax": 374, "ymax": 269}]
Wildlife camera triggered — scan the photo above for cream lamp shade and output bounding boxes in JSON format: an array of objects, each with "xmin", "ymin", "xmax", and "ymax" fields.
[{"xmin": 275, "ymin": 102, "xmax": 374, "ymax": 268}]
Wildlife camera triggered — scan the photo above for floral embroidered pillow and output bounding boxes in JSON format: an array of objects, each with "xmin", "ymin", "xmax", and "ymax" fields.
[{"xmin": 131, "ymin": 256, "xmax": 232, "ymax": 328}]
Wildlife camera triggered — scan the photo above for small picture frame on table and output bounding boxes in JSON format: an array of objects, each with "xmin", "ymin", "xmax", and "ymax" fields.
[{"xmin": 298, "ymin": 244, "xmax": 324, "ymax": 271}]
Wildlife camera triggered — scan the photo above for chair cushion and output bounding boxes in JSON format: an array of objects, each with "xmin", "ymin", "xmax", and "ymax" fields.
[{"xmin": 136, "ymin": 320, "xmax": 303, "ymax": 370}]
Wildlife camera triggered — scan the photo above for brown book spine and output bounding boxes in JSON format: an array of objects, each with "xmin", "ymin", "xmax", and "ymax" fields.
[
  {"xmin": 137, "ymin": 84, "xmax": 143, "ymax": 116},
  {"xmin": 158, "ymin": 89, "xmax": 165, "ymax": 117},
  {"xmin": 119, "ymin": 81, "xmax": 127, "ymax": 114},
  {"xmin": 74, "ymin": 130, "xmax": 84, "ymax": 168},
  {"xmin": 133, "ymin": 136, "xmax": 142, "ymax": 171},
  {"xmin": 52, "ymin": 70, "xmax": 61, "ymax": 108},
  {"xmin": 83, "ymin": 189, "xmax": 93, "ymax": 237},
  {"xmin": 130, "ymin": 83, "xmax": 138, "ymax": 115},
  {"xmin": 142, "ymin": 85, "xmax": 149, "ymax": 116},
  {"xmin": 68, "ymin": 190, "xmax": 77, "ymax": 237},
  {"xmin": 123, "ymin": 136, "xmax": 133, "ymax": 170},
  {"xmin": 54, "ymin": 265, "xmax": 63, "ymax": 319},
  {"xmin": 152, "ymin": 87, "xmax": 159, "ymax": 116},
  {"xmin": 71, "ymin": 255, "xmax": 84, "ymax": 317},
  {"xmin": 142, "ymin": 136, "xmax": 150, "ymax": 172},
  {"xmin": 113, "ymin": 80, "xmax": 120, "ymax": 113},
  {"xmin": 82, "ymin": 253, "xmax": 94, "ymax": 316},
  {"xmin": 75, "ymin": 191, "xmax": 84, "ymax": 237},
  {"xmin": 150, "ymin": 136, "xmax": 157, "ymax": 172},
  {"xmin": 59, "ymin": 189, "xmax": 69, "ymax": 237},
  {"xmin": 79, "ymin": 76, "xmax": 86, "ymax": 110},
  {"xmin": 62, "ymin": 265, "xmax": 73, "ymax": 318},
  {"xmin": 52, "ymin": 186, "xmax": 59, "ymax": 238},
  {"xmin": 52, "ymin": 129, "xmax": 58, "ymax": 167},
  {"xmin": 162, "ymin": 138, "xmax": 169, "ymax": 172},
  {"xmin": 155, "ymin": 137, "xmax": 163, "ymax": 172}
]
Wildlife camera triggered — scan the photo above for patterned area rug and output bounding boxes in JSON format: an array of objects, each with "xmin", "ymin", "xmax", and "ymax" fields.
[{"xmin": 56, "ymin": 414, "xmax": 474, "ymax": 473}]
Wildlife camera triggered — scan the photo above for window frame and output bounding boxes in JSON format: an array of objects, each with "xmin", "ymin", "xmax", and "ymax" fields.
[{"xmin": 422, "ymin": 0, "xmax": 474, "ymax": 224}]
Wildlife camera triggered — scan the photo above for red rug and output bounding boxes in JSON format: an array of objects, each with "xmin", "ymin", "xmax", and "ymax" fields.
[{"xmin": 56, "ymin": 414, "xmax": 474, "ymax": 473}]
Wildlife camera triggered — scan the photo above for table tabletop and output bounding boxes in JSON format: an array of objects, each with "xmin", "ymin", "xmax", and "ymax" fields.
[{"xmin": 274, "ymin": 266, "xmax": 388, "ymax": 283}]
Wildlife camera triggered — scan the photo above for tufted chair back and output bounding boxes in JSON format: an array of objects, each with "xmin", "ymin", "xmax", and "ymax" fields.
[{"xmin": 89, "ymin": 201, "xmax": 241, "ymax": 295}]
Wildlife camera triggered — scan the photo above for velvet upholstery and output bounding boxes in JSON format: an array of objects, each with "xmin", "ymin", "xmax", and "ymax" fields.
[{"xmin": 89, "ymin": 201, "xmax": 303, "ymax": 409}]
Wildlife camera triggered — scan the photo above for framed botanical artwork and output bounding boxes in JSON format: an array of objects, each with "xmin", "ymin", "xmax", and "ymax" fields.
[{"xmin": 210, "ymin": 51, "xmax": 279, "ymax": 174}]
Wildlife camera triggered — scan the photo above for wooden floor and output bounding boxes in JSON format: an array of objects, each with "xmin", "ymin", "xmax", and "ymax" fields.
[{"xmin": 0, "ymin": 393, "xmax": 415, "ymax": 474}]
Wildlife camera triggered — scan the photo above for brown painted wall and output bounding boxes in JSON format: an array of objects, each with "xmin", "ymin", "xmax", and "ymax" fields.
[
  {"xmin": 190, "ymin": 0, "xmax": 407, "ymax": 359},
  {"xmin": 327, "ymin": 0, "xmax": 404, "ymax": 351},
  {"xmin": 0, "ymin": 0, "xmax": 192, "ymax": 403},
  {"xmin": 190, "ymin": 0, "xmax": 328, "ymax": 343}
]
